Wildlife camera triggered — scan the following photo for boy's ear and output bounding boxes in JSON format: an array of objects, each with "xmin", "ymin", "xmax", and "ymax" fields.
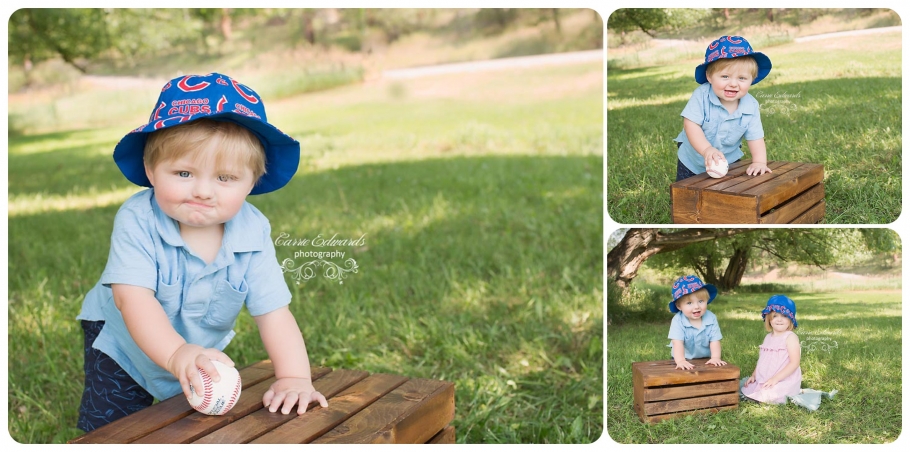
[{"xmin": 144, "ymin": 163, "xmax": 155, "ymax": 187}]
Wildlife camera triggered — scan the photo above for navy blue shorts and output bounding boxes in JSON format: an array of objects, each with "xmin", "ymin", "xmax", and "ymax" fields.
[{"xmin": 77, "ymin": 320, "xmax": 155, "ymax": 432}]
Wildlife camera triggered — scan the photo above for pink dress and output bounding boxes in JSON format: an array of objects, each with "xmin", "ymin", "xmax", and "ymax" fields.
[{"xmin": 741, "ymin": 331, "xmax": 802, "ymax": 404}]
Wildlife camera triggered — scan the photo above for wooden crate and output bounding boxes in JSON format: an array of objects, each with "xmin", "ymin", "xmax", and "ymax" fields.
[
  {"xmin": 671, "ymin": 160, "xmax": 825, "ymax": 224},
  {"xmin": 69, "ymin": 360, "xmax": 455, "ymax": 444},
  {"xmin": 632, "ymin": 358, "xmax": 740, "ymax": 424}
]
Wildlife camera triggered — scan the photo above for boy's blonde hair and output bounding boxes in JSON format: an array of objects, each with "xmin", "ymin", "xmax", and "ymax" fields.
[
  {"xmin": 675, "ymin": 287, "xmax": 709, "ymax": 309},
  {"xmin": 144, "ymin": 118, "xmax": 267, "ymax": 180},
  {"xmin": 764, "ymin": 311, "xmax": 795, "ymax": 332},
  {"xmin": 706, "ymin": 56, "xmax": 758, "ymax": 81}
]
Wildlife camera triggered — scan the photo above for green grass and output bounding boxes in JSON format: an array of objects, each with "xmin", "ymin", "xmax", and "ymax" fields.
[
  {"xmin": 607, "ymin": 284, "xmax": 902, "ymax": 443},
  {"xmin": 7, "ymin": 61, "xmax": 603, "ymax": 443},
  {"xmin": 607, "ymin": 32, "xmax": 901, "ymax": 224}
]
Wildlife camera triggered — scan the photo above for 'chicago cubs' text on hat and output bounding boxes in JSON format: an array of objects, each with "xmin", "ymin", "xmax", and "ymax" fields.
[
  {"xmin": 113, "ymin": 72, "xmax": 300, "ymax": 195},
  {"xmin": 669, "ymin": 275, "xmax": 718, "ymax": 313},
  {"xmin": 695, "ymin": 35, "xmax": 772, "ymax": 86}
]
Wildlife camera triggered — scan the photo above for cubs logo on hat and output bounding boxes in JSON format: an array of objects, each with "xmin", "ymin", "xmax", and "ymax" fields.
[
  {"xmin": 694, "ymin": 35, "xmax": 772, "ymax": 86},
  {"xmin": 113, "ymin": 72, "xmax": 300, "ymax": 195},
  {"xmin": 669, "ymin": 275, "xmax": 717, "ymax": 313},
  {"xmin": 761, "ymin": 294, "xmax": 798, "ymax": 328}
]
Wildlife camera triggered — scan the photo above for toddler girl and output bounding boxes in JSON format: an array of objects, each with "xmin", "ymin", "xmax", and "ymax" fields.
[{"xmin": 741, "ymin": 295, "xmax": 802, "ymax": 403}]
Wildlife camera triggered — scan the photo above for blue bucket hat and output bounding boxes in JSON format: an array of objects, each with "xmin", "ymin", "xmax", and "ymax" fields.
[
  {"xmin": 113, "ymin": 72, "xmax": 300, "ymax": 195},
  {"xmin": 695, "ymin": 35, "xmax": 772, "ymax": 86},
  {"xmin": 669, "ymin": 275, "xmax": 717, "ymax": 313},
  {"xmin": 762, "ymin": 294, "xmax": 798, "ymax": 328}
]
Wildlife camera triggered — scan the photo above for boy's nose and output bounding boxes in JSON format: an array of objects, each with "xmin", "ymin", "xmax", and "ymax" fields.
[{"xmin": 192, "ymin": 179, "xmax": 214, "ymax": 198}]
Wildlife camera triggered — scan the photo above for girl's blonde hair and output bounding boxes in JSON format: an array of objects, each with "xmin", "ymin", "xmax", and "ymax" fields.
[
  {"xmin": 706, "ymin": 56, "xmax": 758, "ymax": 81},
  {"xmin": 144, "ymin": 118, "xmax": 266, "ymax": 180},
  {"xmin": 764, "ymin": 311, "xmax": 795, "ymax": 332}
]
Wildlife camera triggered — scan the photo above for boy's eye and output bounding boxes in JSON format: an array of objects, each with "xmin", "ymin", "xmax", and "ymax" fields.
[
  {"xmin": 177, "ymin": 171, "xmax": 190, "ymax": 178},
  {"xmin": 218, "ymin": 174, "xmax": 237, "ymax": 182}
]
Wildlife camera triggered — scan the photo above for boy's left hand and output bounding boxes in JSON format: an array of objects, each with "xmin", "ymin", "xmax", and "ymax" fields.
[
  {"xmin": 746, "ymin": 162, "xmax": 772, "ymax": 176},
  {"xmin": 705, "ymin": 358, "xmax": 727, "ymax": 366},
  {"xmin": 263, "ymin": 377, "xmax": 329, "ymax": 415}
]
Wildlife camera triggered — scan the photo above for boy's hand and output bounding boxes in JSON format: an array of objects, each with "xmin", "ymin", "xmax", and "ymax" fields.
[
  {"xmin": 674, "ymin": 360, "xmax": 695, "ymax": 370},
  {"xmin": 263, "ymin": 377, "xmax": 329, "ymax": 415},
  {"xmin": 747, "ymin": 162, "xmax": 772, "ymax": 176},
  {"xmin": 702, "ymin": 147, "xmax": 726, "ymax": 168},
  {"xmin": 705, "ymin": 358, "xmax": 727, "ymax": 366},
  {"xmin": 166, "ymin": 343, "xmax": 235, "ymax": 400}
]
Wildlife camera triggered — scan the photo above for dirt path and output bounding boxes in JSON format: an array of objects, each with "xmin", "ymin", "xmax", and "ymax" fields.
[{"xmin": 381, "ymin": 49, "xmax": 603, "ymax": 80}]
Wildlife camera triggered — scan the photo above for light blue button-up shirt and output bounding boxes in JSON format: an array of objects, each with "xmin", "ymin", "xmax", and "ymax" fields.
[
  {"xmin": 667, "ymin": 310, "xmax": 723, "ymax": 359},
  {"xmin": 675, "ymin": 82, "xmax": 765, "ymax": 175},
  {"xmin": 77, "ymin": 189, "xmax": 291, "ymax": 400}
]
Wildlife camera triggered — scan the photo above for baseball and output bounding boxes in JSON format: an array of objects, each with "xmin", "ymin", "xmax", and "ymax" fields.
[
  {"xmin": 187, "ymin": 360, "xmax": 242, "ymax": 416},
  {"xmin": 706, "ymin": 158, "xmax": 729, "ymax": 178}
]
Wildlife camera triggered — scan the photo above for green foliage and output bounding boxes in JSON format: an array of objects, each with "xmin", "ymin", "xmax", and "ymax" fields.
[
  {"xmin": 607, "ymin": 8, "xmax": 711, "ymax": 36},
  {"xmin": 8, "ymin": 9, "xmax": 111, "ymax": 71}
]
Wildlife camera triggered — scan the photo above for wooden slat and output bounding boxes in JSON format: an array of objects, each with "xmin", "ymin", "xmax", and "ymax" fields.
[
  {"xmin": 641, "ymin": 404, "xmax": 738, "ymax": 424},
  {"xmin": 69, "ymin": 362, "xmax": 279, "ymax": 444},
  {"xmin": 251, "ymin": 373, "xmax": 410, "ymax": 444},
  {"xmin": 312, "ymin": 378, "xmax": 455, "ymax": 444},
  {"xmin": 789, "ymin": 199, "xmax": 826, "ymax": 224},
  {"xmin": 643, "ymin": 392, "xmax": 740, "ymax": 415},
  {"xmin": 427, "ymin": 425, "xmax": 456, "ymax": 444},
  {"xmin": 695, "ymin": 190, "xmax": 757, "ymax": 224},
  {"xmin": 706, "ymin": 160, "xmax": 790, "ymax": 192},
  {"xmin": 632, "ymin": 359, "xmax": 740, "ymax": 386},
  {"xmin": 643, "ymin": 379, "xmax": 739, "ymax": 402},
  {"xmin": 194, "ymin": 369, "xmax": 369, "ymax": 444},
  {"xmin": 132, "ymin": 367, "xmax": 331, "ymax": 443},
  {"xmin": 750, "ymin": 163, "xmax": 824, "ymax": 213},
  {"xmin": 759, "ymin": 183, "xmax": 825, "ymax": 224},
  {"xmin": 670, "ymin": 184, "xmax": 700, "ymax": 223}
]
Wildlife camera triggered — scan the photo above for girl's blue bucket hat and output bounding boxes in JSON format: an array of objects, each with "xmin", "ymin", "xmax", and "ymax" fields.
[
  {"xmin": 669, "ymin": 275, "xmax": 717, "ymax": 313},
  {"xmin": 695, "ymin": 35, "xmax": 772, "ymax": 86},
  {"xmin": 113, "ymin": 73, "xmax": 300, "ymax": 195},
  {"xmin": 762, "ymin": 294, "xmax": 798, "ymax": 328}
]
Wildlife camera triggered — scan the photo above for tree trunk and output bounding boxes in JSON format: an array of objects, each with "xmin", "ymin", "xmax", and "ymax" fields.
[
  {"xmin": 724, "ymin": 8, "xmax": 730, "ymax": 20},
  {"xmin": 720, "ymin": 244, "xmax": 750, "ymax": 290},
  {"xmin": 220, "ymin": 8, "xmax": 233, "ymax": 41},
  {"xmin": 767, "ymin": 9, "xmax": 774, "ymax": 23},
  {"xmin": 551, "ymin": 9, "xmax": 561, "ymax": 35}
]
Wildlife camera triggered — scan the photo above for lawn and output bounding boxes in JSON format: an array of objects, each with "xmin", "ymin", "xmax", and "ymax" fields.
[
  {"xmin": 607, "ymin": 286, "xmax": 902, "ymax": 443},
  {"xmin": 607, "ymin": 31, "xmax": 901, "ymax": 224},
  {"xmin": 7, "ymin": 61, "xmax": 604, "ymax": 443}
]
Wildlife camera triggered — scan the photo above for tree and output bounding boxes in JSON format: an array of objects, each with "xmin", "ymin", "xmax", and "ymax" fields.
[
  {"xmin": 607, "ymin": 8, "xmax": 711, "ymax": 37},
  {"xmin": 610, "ymin": 228, "xmax": 901, "ymax": 293},
  {"xmin": 8, "ymin": 9, "xmax": 111, "ymax": 73},
  {"xmin": 606, "ymin": 228, "xmax": 753, "ymax": 290}
]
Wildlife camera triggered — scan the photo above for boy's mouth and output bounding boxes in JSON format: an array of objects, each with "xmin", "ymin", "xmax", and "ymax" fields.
[
  {"xmin": 724, "ymin": 90, "xmax": 738, "ymax": 98},
  {"xmin": 691, "ymin": 310, "xmax": 702, "ymax": 317}
]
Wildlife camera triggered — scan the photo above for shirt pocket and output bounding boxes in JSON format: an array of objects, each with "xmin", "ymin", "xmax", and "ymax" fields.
[
  {"xmin": 702, "ymin": 119, "xmax": 720, "ymax": 142},
  {"xmin": 721, "ymin": 123, "xmax": 748, "ymax": 147},
  {"xmin": 201, "ymin": 279, "xmax": 248, "ymax": 330},
  {"xmin": 155, "ymin": 275, "xmax": 182, "ymax": 319}
]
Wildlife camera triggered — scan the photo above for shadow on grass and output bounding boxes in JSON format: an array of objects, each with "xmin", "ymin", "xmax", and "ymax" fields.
[
  {"xmin": 8, "ymin": 153, "xmax": 604, "ymax": 444},
  {"xmin": 606, "ymin": 73, "xmax": 902, "ymax": 224}
]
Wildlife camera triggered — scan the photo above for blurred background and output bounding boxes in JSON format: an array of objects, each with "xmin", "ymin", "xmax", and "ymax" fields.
[{"xmin": 7, "ymin": 8, "xmax": 604, "ymax": 444}]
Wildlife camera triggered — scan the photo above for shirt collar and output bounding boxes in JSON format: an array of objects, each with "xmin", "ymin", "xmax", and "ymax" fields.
[{"xmin": 149, "ymin": 189, "xmax": 263, "ymax": 253}]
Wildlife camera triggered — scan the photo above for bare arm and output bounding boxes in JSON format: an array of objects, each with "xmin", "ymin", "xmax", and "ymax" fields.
[
  {"xmin": 255, "ymin": 306, "xmax": 327, "ymax": 414},
  {"xmin": 705, "ymin": 341, "xmax": 727, "ymax": 366},
  {"xmin": 112, "ymin": 284, "xmax": 232, "ymax": 398},
  {"xmin": 671, "ymin": 339, "xmax": 694, "ymax": 370},
  {"xmin": 683, "ymin": 118, "xmax": 725, "ymax": 167},
  {"xmin": 745, "ymin": 138, "xmax": 771, "ymax": 176}
]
